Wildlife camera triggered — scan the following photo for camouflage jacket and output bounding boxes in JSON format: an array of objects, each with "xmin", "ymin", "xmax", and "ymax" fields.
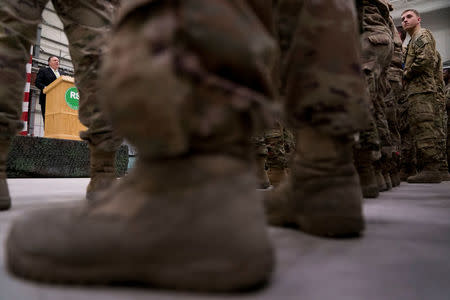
[
  {"xmin": 387, "ymin": 16, "xmax": 403, "ymax": 83},
  {"xmin": 404, "ymin": 28, "xmax": 437, "ymax": 96},
  {"xmin": 357, "ymin": 0, "xmax": 391, "ymax": 34}
]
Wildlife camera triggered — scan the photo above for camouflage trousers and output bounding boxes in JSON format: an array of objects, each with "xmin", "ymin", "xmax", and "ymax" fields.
[
  {"xmin": 408, "ymin": 92, "xmax": 440, "ymax": 166},
  {"xmin": 252, "ymin": 123, "xmax": 295, "ymax": 171},
  {"xmin": 398, "ymin": 97, "xmax": 416, "ymax": 172},
  {"xmin": 433, "ymin": 97, "xmax": 449, "ymax": 171},
  {"xmin": 384, "ymin": 80, "xmax": 402, "ymax": 171},
  {"xmin": 384, "ymin": 80, "xmax": 401, "ymax": 152},
  {"xmin": 447, "ymin": 108, "xmax": 450, "ymax": 171},
  {"xmin": 0, "ymin": 0, "xmax": 121, "ymax": 151},
  {"xmin": 283, "ymin": 0, "xmax": 369, "ymax": 137},
  {"xmin": 355, "ymin": 28, "xmax": 393, "ymax": 171}
]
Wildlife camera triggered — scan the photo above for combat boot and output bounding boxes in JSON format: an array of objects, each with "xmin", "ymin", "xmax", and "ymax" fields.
[
  {"xmin": 86, "ymin": 145, "xmax": 117, "ymax": 201},
  {"xmin": 376, "ymin": 170, "xmax": 388, "ymax": 192},
  {"xmin": 439, "ymin": 169, "xmax": 450, "ymax": 181},
  {"xmin": 407, "ymin": 164, "xmax": 442, "ymax": 183},
  {"xmin": 7, "ymin": 0, "xmax": 279, "ymax": 290},
  {"xmin": 0, "ymin": 139, "xmax": 11, "ymax": 211},
  {"xmin": 383, "ymin": 172, "xmax": 392, "ymax": 190},
  {"xmin": 267, "ymin": 167, "xmax": 287, "ymax": 187},
  {"xmin": 7, "ymin": 154, "xmax": 273, "ymax": 291},
  {"xmin": 390, "ymin": 152, "xmax": 401, "ymax": 187},
  {"xmin": 399, "ymin": 167, "xmax": 417, "ymax": 182},
  {"xmin": 264, "ymin": 127, "xmax": 364, "ymax": 237},
  {"xmin": 256, "ymin": 155, "xmax": 271, "ymax": 189},
  {"xmin": 390, "ymin": 172, "xmax": 401, "ymax": 187},
  {"xmin": 354, "ymin": 150, "xmax": 379, "ymax": 198}
]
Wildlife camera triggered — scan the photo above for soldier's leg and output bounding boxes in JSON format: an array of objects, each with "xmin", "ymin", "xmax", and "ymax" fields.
[
  {"xmin": 374, "ymin": 92, "xmax": 393, "ymax": 192},
  {"xmin": 434, "ymin": 99, "xmax": 450, "ymax": 180},
  {"xmin": 52, "ymin": 0, "xmax": 122, "ymax": 200},
  {"xmin": 377, "ymin": 77, "xmax": 395, "ymax": 191},
  {"xmin": 354, "ymin": 115, "xmax": 381, "ymax": 198},
  {"xmin": 7, "ymin": 0, "xmax": 275, "ymax": 290},
  {"xmin": 265, "ymin": 123, "xmax": 288, "ymax": 187},
  {"xmin": 354, "ymin": 84, "xmax": 381, "ymax": 197},
  {"xmin": 264, "ymin": 0, "xmax": 369, "ymax": 237},
  {"xmin": 252, "ymin": 134, "xmax": 271, "ymax": 189},
  {"xmin": 447, "ymin": 108, "xmax": 450, "ymax": 172},
  {"xmin": 398, "ymin": 99, "xmax": 417, "ymax": 180},
  {"xmin": 0, "ymin": 0, "xmax": 48, "ymax": 210},
  {"xmin": 407, "ymin": 93, "xmax": 442, "ymax": 183},
  {"xmin": 385, "ymin": 80, "xmax": 402, "ymax": 186}
]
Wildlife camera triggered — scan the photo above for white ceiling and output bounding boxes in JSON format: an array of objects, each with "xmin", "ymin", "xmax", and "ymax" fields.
[{"xmin": 390, "ymin": 0, "xmax": 450, "ymax": 19}]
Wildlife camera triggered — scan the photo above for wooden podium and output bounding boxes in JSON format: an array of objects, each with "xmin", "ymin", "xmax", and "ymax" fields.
[{"xmin": 43, "ymin": 76, "xmax": 86, "ymax": 140}]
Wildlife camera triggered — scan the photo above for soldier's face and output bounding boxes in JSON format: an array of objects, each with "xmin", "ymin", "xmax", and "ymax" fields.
[
  {"xmin": 401, "ymin": 11, "xmax": 420, "ymax": 31},
  {"xmin": 49, "ymin": 57, "xmax": 59, "ymax": 70}
]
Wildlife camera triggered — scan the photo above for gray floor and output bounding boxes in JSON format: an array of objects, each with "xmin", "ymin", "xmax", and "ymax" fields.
[{"xmin": 1, "ymin": 179, "xmax": 449, "ymax": 300}]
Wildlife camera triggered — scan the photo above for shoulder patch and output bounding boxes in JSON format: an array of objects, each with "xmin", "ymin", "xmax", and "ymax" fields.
[{"xmin": 414, "ymin": 37, "xmax": 426, "ymax": 48}]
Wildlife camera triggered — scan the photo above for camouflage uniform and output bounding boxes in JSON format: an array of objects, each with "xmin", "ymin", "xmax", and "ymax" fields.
[
  {"xmin": 446, "ymin": 82, "xmax": 450, "ymax": 170},
  {"xmin": 249, "ymin": 0, "xmax": 298, "ymax": 187},
  {"xmin": 354, "ymin": 0, "xmax": 394, "ymax": 195},
  {"xmin": 433, "ymin": 52, "xmax": 449, "ymax": 176},
  {"xmin": 271, "ymin": 0, "xmax": 301, "ymax": 172},
  {"xmin": 265, "ymin": 0, "xmax": 369, "ymax": 236},
  {"xmin": 385, "ymin": 16, "xmax": 403, "ymax": 183},
  {"xmin": 403, "ymin": 28, "xmax": 440, "ymax": 177},
  {"xmin": 0, "ymin": 0, "xmax": 120, "ymax": 149}
]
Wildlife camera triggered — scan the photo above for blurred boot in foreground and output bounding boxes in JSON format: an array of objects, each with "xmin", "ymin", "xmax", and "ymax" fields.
[{"xmin": 7, "ymin": 0, "xmax": 275, "ymax": 291}]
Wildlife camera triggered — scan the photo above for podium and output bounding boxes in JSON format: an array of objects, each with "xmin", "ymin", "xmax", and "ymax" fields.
[{"xmin": 43, "ymin": 76, "xmax": 86, "ymax": 140}]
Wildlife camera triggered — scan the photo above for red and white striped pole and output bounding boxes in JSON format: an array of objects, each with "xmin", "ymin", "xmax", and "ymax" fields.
[{"xmin": 20, "ymin": 46, "xmax": 33, "ymax": 136}]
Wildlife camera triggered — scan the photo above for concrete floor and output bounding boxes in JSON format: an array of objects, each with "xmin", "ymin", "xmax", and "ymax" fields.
[{"xmin": 1, "ymin": 179, "xmax": 449, "ymax": 300}]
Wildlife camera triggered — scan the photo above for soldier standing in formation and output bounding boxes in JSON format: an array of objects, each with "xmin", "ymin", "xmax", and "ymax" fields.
[
  {"xmin": 444, "ymin": 66, "xmax": 450, "ymax": 170},
  {"xmin": 401, "ymin": 9, "xmax": 445, "ymax": 183},
  {"xmin": 354, "ymin": 0, "xmax": 394, "ymax": 198},
  {"xmin": 0, "ymin": 0, "xmax": 121, "ymax": 211}
]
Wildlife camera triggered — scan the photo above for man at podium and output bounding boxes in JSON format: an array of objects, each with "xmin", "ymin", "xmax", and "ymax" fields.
[{"xmin": 35, "ymin": 56, "xmax": 62, "ymax": 125}]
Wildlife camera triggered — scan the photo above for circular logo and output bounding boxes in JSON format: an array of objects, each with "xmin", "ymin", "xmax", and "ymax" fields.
[{"xmin": 65, "ymin": 87, "xmax": 80, "ymax": 110}]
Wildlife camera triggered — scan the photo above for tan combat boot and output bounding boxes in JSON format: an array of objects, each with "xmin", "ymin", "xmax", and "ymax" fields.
[
  {"xmin": 354, "ymin": 150, "xmax": 379, "ymax": 198},
  {"xmin": 376, "ymin": 170, "xmax": 388, "ymax": 192},
  {"xmin": 267, "ymin": 167, "xmax": 288, "ymax": 187},
  {"xmin": 399, "ymin": 167, "xmax": 417, "ymax": 182},
  {"xmin": 407, "ymin": 163, "xmax": 442, "ymax": 183},
  {"xmin": 86, "ymin": 145, "xmax": 117, "ymax": 201},
  {"xmin": 0, "ymin": 139, "xmax": 11, "ymax": 211},
  {"xmin": 264, "ymin": 127, "xmax": 364, "ymax": 237},
  {"xmin": 7, "ymin": 154, "xmax": 273, "ymax": 291},
  {"xmin": 439, "ymin": 168, "xmax": 450, "ymax": 181},
  {"xmin": 383, "ymin": 172, "xmax": 392, "ymax": 190},
  {"xmin": 390, "ymin": 172, "xmax": 401, "ymax": 187},
  {"xmin": 256, "ymin": 155, "xmax": 271, "ymax": 189}
]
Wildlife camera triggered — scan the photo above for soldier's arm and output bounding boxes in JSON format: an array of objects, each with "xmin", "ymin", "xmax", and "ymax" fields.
[{"xmin": 404, "ymin": 37, "xmax": 434, "ymax": 80}]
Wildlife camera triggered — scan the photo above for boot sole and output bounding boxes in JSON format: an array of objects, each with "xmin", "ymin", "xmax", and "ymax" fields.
[
  {"xmin": 296, "ymin": 215, "xmax": 364, "ymax": 238},
  {"xmin": 407, "ymin": 178, "xmax": 442, "ymax": 184},
  {"xmin": 7, "ymin": 235, "xmax": 272, "ymax": 291}
]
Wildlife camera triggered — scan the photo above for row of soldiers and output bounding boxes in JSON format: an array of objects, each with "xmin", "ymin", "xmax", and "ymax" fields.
[
  {"xmin": 0, "ymin": 0, "xmax": 447, "ymax": 293},
  {"xmin": 256, "ymin": 2, "xmax": 450, "ymax": 199}
]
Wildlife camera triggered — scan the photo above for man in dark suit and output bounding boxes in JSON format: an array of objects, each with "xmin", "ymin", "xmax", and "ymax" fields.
[{"xmin": 35, "ymin": 56, "xmax": 61, "ymax": 125}]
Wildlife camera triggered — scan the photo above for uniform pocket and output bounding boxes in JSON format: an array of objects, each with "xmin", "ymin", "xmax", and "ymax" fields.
[{"xmin": 368, "ymin": 33, "xmax": 391, "ymax": 45}]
